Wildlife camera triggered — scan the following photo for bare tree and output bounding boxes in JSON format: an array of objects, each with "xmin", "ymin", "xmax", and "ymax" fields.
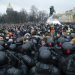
[
  {"xmin": 29, "ymin": 5, "xmax": 38, "ymax": 22},
  {"xmin": 19, "ymin": 9, "xmax": 28, "ymax": 23},
  {"xmin": 38, "ymin": 10, "xmax": 48, "ymax": 22}
]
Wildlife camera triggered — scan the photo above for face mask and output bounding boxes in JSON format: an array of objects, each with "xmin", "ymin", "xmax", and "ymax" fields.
[
  {"xmin": 26, "ymin": 36, "xmax": 29, "ymax": 39},
  {"xmin": 25, "ymin": 40, "xmax": 29, "ymax": 42},
  {"xmin": 6, "ymin": 37, "xmax": 9, "ymax": 40},
  {"xmin": 38, "ymin": 31, "xmax": 40, "ymax": 34},
  {"xmin": 8, "ymin": 39, "xmax": 13, "ymax": 42}
]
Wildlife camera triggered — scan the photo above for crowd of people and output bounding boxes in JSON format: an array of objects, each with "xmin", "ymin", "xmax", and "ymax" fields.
[{"xmin": 0, "ymin": 22, "xmax": 75, "ymax": 75}]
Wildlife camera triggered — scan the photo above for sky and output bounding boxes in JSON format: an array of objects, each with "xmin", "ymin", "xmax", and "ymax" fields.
[{"xmin": 0, "ymin": 0, "xmax": 75, "ymax": 14}]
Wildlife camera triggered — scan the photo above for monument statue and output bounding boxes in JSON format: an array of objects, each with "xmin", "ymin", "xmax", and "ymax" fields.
[{"xmin": 49, "ymin": 6, "xmax": 55, "ymax": 16}]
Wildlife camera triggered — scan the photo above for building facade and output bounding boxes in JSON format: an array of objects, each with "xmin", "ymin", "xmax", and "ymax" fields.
[{"xmin": 57, "ymin": 8, "xmax": 75, "ymax": 23}]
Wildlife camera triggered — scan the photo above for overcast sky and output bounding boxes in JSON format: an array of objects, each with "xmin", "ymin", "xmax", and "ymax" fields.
[{"xmin": 0, "ymin": 0, "xmax": 75, "ymax": 14}]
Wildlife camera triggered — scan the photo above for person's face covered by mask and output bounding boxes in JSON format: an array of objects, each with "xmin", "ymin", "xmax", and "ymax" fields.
[
  {"xmin": 0, "ymin": 36, "xmax": 4, "ymax": 41},
  {"xmin": 8, "ymin": 38, "xmax": 13, "ymax": 42},
  {"xmin": 6, "ymin": 36, "xmax": 9, "ymax": 40}
]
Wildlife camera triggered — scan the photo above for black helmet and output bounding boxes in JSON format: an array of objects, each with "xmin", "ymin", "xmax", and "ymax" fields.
[
  {"xmin": 39, "ymin": 46, "xmax": 51, "ymax": 63},
  {"xmin": 59, "ymin": 54, "xmax": 75, "ymax": 75},
  {"xmin": 56, "ymin": 37, "xmax": 65, "ymax": 48},
  {"xmin": 36, "ymin": 62, "xmax": 60, "ymax": 75},
  {"xmin": 21, "ymin": 42, "xmax": 32, "ymax": 52},
  {"xmin": 0, "ymin": 51, "xmax": 8, "ymax": 66},
  {"xmin": 16, "ymin": 38, "xmax": 23, "ymax": 45},
  {"xmin": 22, "ymin": 55, "xmax": 35, "ymax": 67},
  {"xmin": 9, "ymin": 44, "xmax": 16, "ymax": 50},
  {"xmin": 36, "ymin": 62, "xmax": 50, "ymax": 73},
  {"xmin": 47, "ymin": 37, "xmax": 54, "ymax": 47},
  {"xmin": 62, "ymin": 42, "xmax": 73, "ymax": 54},
  {"xmin": 0, "ymin": 45, "xmax": 4, "ymax": 51},
  {"xmin": 57, "ymin": 37, "xmax": 65, "ymax": 43},
  {"xmin": 47, "ymin": 37, "xmax": 54, "ymax": 44},
  {"xmin": 6, "ymin": 67, "xmax": 22, "ymax": 75}
]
